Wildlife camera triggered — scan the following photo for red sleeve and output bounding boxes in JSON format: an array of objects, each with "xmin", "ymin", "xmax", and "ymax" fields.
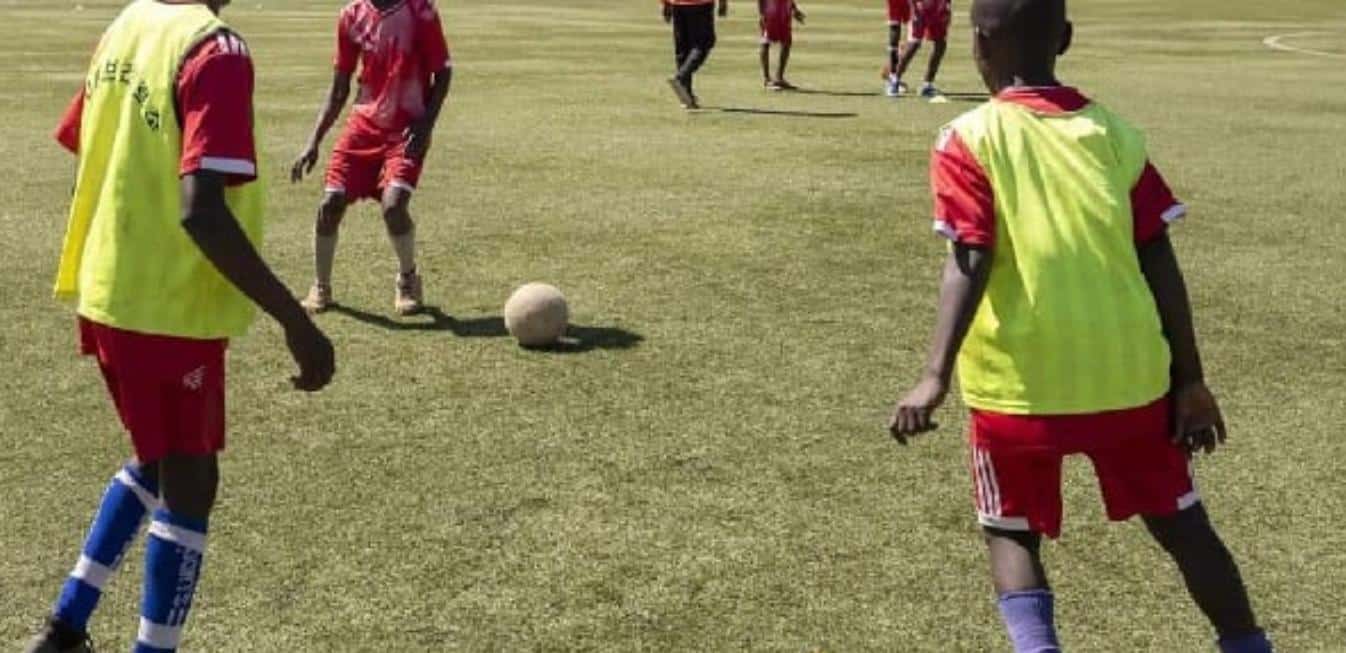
[
  {"xmin": 334, "ymin": 10, "xmax": 359, "ymax": 73},
  {"xmin": 416, "ymin": 1, "xmax": 452, "ymax": 71},
  {"xmin": 177, "ymin": 32, "xmax": 257, "ymax": 183},
  {"xmin": 54, "ymin": 90, "xmax": 84, "ymax": 154},
  {"xmin": 1131, "ymin": 161, "xmax": 1185, "ymax": 244},
  {"xmin": 930, "ymin": 128, "xmax": 995, "ymax": 247}
]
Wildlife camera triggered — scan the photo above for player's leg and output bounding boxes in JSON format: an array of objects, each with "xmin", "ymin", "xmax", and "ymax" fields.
[
  {"xmin": 970, "ymin": 412, "xmax": 1065, "ymax": 653},
  {"xmin": 1143, "ymin": 507, "xmax": 1270, "ymax": 652},
  {"xmin": 921, "ymin": 39, "xmax": 947, "ymax": 94},
  {"xmin": 381, "ymin": 183, "xmax": 423, "ymax": 315},
  {"xmin": 885, "ymin": 23, "xmax": 905, "ymax": 95},
  {"xmin": 676, "ymin": 4, "xmax": 716, "ymax": 99},
  {"xmin": 760, "ymin": 41, "xmax": 773, "ymax": 87},
  {"xmin": 28, "ymin": 459, "xmax": 159, "ymax": 652},
  {"xmin": 1086, "ymin": 399, "xmax": 1270, "ymax": 652},
  {"xmin": 302, "ymin": 191, "xmax": 348, "ymax": 313},
  {"xmin": 668, "ymin": 6, "xmax": 698, "ymax": 107},
  {"xmin": 893, "ymin": 39, "xmax": 921, "ymax": 84},
  {"xmin": 776, "ymin": 42, "xmax": 793, "ymax": 88},
  {"xmin": 134, "ymin": 453, "xmax": 217, "ymax": 653}
]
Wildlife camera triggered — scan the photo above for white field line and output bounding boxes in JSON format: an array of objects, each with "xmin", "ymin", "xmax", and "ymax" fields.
[{"xmin": 1262, "ymin": 32, "xmax": 1346, "ymax": 59}]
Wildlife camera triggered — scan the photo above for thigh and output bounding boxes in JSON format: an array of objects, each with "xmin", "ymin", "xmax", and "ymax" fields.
[
  {"xmin": 326, "ymin": 127, "xmax": 388, "ymax": 202},
  {"xmin": 970, "ymin": 412, "xmax": 1068, "ymax": 539},
  {"xmin": 1084, "ymin": 398, "xmax": 1198, "ymax": 523},
  {"xmin": 380, "ymin": 137, "xmax": 426, "ymax": 196}
]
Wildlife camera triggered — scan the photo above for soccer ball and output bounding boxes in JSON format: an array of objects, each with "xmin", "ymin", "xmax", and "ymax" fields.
[{"xmin": 504, "ymin": 283, "xmax": 569, "ymax": 347}]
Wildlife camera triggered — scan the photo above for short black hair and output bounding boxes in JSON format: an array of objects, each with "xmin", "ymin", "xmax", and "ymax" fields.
[{"xmin": 973, "ymin": 0, "xmax": 1067, "ymax": 42}]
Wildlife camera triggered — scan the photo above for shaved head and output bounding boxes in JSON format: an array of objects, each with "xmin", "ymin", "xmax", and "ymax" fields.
[{"xmin": 969, "ymin": 0, "xmax": 1071, "ymax": 93}]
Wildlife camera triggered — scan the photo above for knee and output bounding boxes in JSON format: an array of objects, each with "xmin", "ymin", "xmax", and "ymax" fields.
[
  {"xmin": 159, "ymin": 454, "xmax": 219, "ymax": 519},
  {"xmin": 382, "ymin": 203, "xmax": 413, "ymax": 236},
  {"xmin": 1144, "ymin": 505, "xmax": 1215, "ymax": 552},
  {"xmin": 317, "ymin": 194, "xmax": 347, "ymax": 235}
]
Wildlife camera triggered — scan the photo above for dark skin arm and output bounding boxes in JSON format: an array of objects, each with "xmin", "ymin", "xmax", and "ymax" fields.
[
  {"xmin": 291, "ymin": 69, "xmax": 352, "ymax": 182},
  {"xmin": 181, "ymin": 171, "xmax": 335, "ymax": 391},
  {"xmin": 888, "ymin": 243, "xmax": 993, "ymax": 443},
  {"xmin": 403, "ymin": 65, "xmax": 452, "ymax": 162},
  {"xmin": 719, "ymin": 0, "xmax": 729, "ymax": 17},
  {"xmin": 1138, "ymin": 232, "xmax": 1227, "ymax": 454}
]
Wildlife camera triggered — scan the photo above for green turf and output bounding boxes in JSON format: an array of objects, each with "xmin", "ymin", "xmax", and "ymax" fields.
[{"xmin": 3, "ymin": 0, "xmax": 1346, "ymax": 650}]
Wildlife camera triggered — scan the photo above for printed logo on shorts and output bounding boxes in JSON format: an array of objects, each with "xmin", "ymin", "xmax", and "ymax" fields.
[{"xmin": 183, "ymin": 366, "xmax": 206, "ymax": 391}]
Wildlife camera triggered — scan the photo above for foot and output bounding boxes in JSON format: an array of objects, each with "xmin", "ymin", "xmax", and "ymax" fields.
[
  {"xmin": 24, "ymin": 619, "xmax": 93, "ymax": 653},
  {"xmin": 919, "ymin": 82, "xmax": 942, "ymax": 99},
  {"xmin": 885, "ymin": 76, "xmax": 907, "ymax": 97},
  {"xmin": 667, "ymin": 76, "xmax": 694, "ymax": 108},
  {"xmin": 394, "ymin": 272, "xmax": 423, "ymax": 316},
  {"xmin": 764, "ymin": 78, "xmax": 779, "ymax": 90},
  {"xmin": 774, "ymin": 79, "xmax": 798, "ymax": 91},
  {"xmin": 301, "ymin": 283, "xmax": 334, "ymax": 314},
  {"xmin": 687, "ymin": 94, "xmax": 701, "ymax": 110}
]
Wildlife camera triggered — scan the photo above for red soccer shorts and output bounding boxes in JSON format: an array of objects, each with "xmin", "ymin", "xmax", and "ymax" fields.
[
  {"xmin": 324, "ymin": 125, "xmax": 426, "ymax": 202},
  {"xmin": 761, "ymin": 2, "xmax": 793, "ymax": 45},
  {"xmin": 909, "ymin": 1, "xmax": 950, "ymax": 41},
  {"xmin": 968, "ymin": 397, "xmax": 1198, "ymax": 539},
  {"xmin": 887, "ymin": 0, "xmax": 911, "ymax": 25},
  {"xmin": 80, "ymin": 318, "xmax": 227, "ymax": 464}
]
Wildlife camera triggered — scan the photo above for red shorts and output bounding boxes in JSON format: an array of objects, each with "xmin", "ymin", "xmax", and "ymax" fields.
[
  {"xmin": 761, "ymin": 5, "xmax": 793, "ymax": 45},
  {"xmin": 969, "ymin": 398, "xmax": 1198, "ymax": 539},
  {"xmin": 324, "ymin": 124, "xmax": 426, "ymax": 202},
  {"xmin": 909, "ymin": 1, "xmax": 951, "ymax": 41},
  {"xmin": 887, "ymin": 0, "xmax": 911, "ymax": 24},
  {"xmin": 79, "ymin": 318, "xmax": 227, "ymax": 464}
]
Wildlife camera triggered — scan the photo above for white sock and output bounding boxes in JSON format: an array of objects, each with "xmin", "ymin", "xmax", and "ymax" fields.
[
  {"xmin": 389, "ymin": 226, "xmax": 416, "ymax": 276},
  {"xmin": 315, "ymin": 233, "xmax": 338, "ymax": 287}
]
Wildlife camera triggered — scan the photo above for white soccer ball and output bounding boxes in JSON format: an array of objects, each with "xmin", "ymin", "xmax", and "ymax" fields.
[{"xmin": 504, "ymin": 283, "xmax": 569, "ymax": 347}]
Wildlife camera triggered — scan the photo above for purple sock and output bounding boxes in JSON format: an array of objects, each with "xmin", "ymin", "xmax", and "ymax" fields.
[
  {"xmin": 998, "ymin": 590, "xmax": 1061, "ymax": 653},
  {"xmin": 1219, "ymin": 631, "xmax": 1272, "ymax": 653}
]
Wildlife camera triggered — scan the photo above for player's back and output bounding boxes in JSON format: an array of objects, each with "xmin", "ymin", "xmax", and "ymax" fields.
[{"xmin": 945, "ymin": 90, "xmax": 1171, "ymax": 415}]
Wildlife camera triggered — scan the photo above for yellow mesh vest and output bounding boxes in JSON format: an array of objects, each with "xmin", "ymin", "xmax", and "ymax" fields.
[
  {"xmin": 55, "ymin": 0, "xmax": 265, "ymax": 339},
  {"xmin": 948, "ymin": 98, "xmax": 1171, "ymax": 415}
]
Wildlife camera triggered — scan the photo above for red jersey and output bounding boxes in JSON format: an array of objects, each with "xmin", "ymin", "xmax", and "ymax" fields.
[
  {"xmin": 55, "ymin": 31, "xmax": 257, "ymax": 184},
  {"xmin": 336, "ymin": 0, "xmax": 452, "ymax": 134}
]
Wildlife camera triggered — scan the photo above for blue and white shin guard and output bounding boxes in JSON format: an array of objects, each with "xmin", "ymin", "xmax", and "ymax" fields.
[
  {"xmin": 53, "ymin": 464, "xmax": 159, "ymax": 632},
  {"xmin": 134, "ymin": 509, "xmax": 208, "ymax": 653}
]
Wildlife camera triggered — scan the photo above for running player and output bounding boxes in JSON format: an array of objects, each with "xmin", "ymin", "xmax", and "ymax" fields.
[
  {"xmin": 891, "ymin": 0, "xmax": 951, "ymax": 99},
  {"xmin": 292, "ymin": 0, "xmax": 454, "ymax": 316},
  {"xmin": 27, "ymin": 1, "xmax": 333, "ymax": 651}
]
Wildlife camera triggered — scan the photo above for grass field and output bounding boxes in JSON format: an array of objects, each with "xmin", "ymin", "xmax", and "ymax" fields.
[{"xmin": 3, "ymin": 0, "xmax": 1346, "ymax": 650}]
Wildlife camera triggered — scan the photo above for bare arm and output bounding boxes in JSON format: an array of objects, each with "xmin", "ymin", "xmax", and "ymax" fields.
[
  {"xmin": 291, "ymin": 69, "xmax": 352, "ymax": 182},
  {"xmin": 888, "ymin": 243, "xmax": 992, "ymax": 442},
  {"xmin": 1138, "ymin": 233, "xmax": 1226, "ymax": 453},
  {"xmin": 404, "ymin": 66, "xmax": 452, "ymax": 161},
  {"xmin": 181, "ymin": 171, "xmax": 334, "ymax": 391}
]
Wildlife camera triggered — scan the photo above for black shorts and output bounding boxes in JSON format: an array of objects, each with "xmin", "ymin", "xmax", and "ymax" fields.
[{"xmin": 672, "ymin": 3, "xmax": 717, "ymax": 55}]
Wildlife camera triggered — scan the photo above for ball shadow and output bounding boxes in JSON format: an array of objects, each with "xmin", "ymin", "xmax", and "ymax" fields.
[{"xmin": 329, "ymin": 305, "xmax": 643, "ymax": 352}]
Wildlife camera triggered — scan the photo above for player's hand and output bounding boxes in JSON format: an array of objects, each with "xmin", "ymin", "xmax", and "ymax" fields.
[
  {"xmin": 793, "ymin": 8, "xmax": 806, "ymax": 23},
  {"xmin": 290, "ymin": 145, "xmax": 318, "ymax": 183},
  {"xmin": 285, "ymin": 317, "xmax": 335, "ymax": 392},
  {"xmin": 718, "ymin": 0, "xmax": 728, "ymax": 17},
  {"xmin": 888, "ymin": 373, "xmax": 948, "ymax": 445},
  {"xmin": 403, "ymin": 119, "xmax": 433, "ymax": 162},
  {"xmin": 662, "ymin": 3, "xmax": 672, "ymax": 22},
  {"xmin": 1172, "ymin": 381, "xmax": 1227, "ymax": 455}
]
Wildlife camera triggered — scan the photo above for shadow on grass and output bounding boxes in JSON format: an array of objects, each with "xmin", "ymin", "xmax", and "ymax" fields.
[
  {"xmin": 940, "ymin": 92, "xmax": 991, "ymax": 103},
  {"xmin": 791, "ymin": 88, "xmax": 882, "ymax": 98},
  {"xmin": 330, "ymin": 305, "xmax": 643, "ymax": 353},
  {"xmin": 700, "ymin": 106, "xmax": 858, "ymax": 119}
]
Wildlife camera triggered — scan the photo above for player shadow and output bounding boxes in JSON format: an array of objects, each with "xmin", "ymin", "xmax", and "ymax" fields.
[
  {"xmin": 941, "ymin": 92, "xmax": 991, "ymax": 103},
  {"xmin": 701, "ymin": 106, "xmax": 858, "ymax": 119},
  {"xmin": 329, "ymin": 305, "xmax": 643, "ymax": 352}
]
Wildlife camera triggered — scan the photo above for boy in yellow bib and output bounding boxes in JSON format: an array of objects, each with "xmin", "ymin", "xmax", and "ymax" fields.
[
  {"xmin": 888, "ymin": 0, "xmax": 1271, "ymax": 651},
  {"xmin": 27, "ymin": 1, "xmax": 334, "ymax": 651}
]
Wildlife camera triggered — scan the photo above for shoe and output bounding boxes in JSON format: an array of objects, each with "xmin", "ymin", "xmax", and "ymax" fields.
[
  {"xmin": 667, "ymin": 76, "xmax": 694, "ymax": 108},
  {"xmin": 764, "ymin": 79, "xmax": 779, "ymax": 91},
  {"xmin": 885, "ymin": 76, "xmax": 908, "ymax": 97},
  {"xmin": 300, "ymin": 283, "xmax": 334, "ymax": 314},
  {"xmin": 774, "ymin": 79, "xmax": 798, "ymax": 91},
  {"xmin": 394, "ymin": 272, "xmax": 423, "ymax": 316},
  {"xmin": 24, "ymin": 618, "xmax": 94, "ymax": 653},
  {"xmin": 919, "ymin": 82, "xmax": 942, "ymax": 99}
]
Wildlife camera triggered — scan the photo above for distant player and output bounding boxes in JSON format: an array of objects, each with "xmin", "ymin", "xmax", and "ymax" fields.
[
  {"xmin": 27, "ymin": 0, "xmax": 334, "ymax": 651},
  {"xmin": 292, "ymin": 0, "xmax": 454, "ymax": 316},
  {"xmin": 664, "ymin": 0, "xmax": 729, "ymax": 109},
  {"xmin": 884, "ymin": 0, "xmax": 910, "ymax": 96},
  {"xmin": 759, "ymin": 0, "xmax": 806, "ymax": 90},
  {"xmin": 890, "ymin": 0, "xmax": 951, "ymax": 98},
  {"xmin": 888, "ymin": 0, "xmax": 1273, "ymax": 652}
]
